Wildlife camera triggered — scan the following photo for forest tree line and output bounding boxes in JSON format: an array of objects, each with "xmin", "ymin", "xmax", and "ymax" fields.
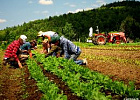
[{"xmin": 0, "ymin": 1, "xmax": 140, "ymax": 47}]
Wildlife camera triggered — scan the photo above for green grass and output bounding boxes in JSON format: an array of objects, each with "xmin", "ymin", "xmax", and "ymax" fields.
[
  {"xmin": 73, "ymin": 42, "xmax": 140, "ymax": 48},
  {"xmin": 27, "ymin": 42, "xmax": 140, "ymax": 50},
  {"xmin": 0, "ymin": 50, "xmax": 4, "ymax": 68}
]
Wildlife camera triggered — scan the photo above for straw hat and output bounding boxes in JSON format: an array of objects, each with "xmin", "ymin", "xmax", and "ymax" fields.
[{"xmin": 37, "ymin": 31, "xmax": 44, "ymax": 36}]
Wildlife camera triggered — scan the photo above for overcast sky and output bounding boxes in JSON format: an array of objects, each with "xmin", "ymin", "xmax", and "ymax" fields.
[{"xmin": 0, "ymin": 0, "xmax": 139, "ymax": 30}]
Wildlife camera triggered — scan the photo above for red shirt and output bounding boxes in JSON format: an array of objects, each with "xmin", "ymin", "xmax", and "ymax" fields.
[{"xmin": 4, "ymin": 40, "xmax": 21, "ymax": 62}]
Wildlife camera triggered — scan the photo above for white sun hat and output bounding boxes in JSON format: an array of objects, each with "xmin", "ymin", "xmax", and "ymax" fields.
[
  {"xmin": 20, "ymin": 35, "xmax": 27, "ymax": 43},
  {"xmin": 37, "ymin": 31, "xmax": 44, "ymax": 36}
]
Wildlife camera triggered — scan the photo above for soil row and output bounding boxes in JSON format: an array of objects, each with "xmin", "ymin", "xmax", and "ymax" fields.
[{"xmin": 0, "ymin": 64, "xmax": 42, "ymax": 100}]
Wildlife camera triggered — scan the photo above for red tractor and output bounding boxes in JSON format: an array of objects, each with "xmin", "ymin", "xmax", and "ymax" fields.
[{"xmin": 92, "ymin": 32, "xmax": 127, "ymax": 45}]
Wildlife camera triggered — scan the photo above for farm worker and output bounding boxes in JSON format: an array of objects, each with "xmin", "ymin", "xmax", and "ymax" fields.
[
  {"xmin": 45, "ymin": 44, "xmax": 62, "ymax": 58},
  {"xmin": 44, "ymin": 36, "xmax": 63, "ymax": 57},
  {"xmin": 42, "ymin": 39, "xmax": 49, "ymax": 54},
  {"xmin": 20, "ymin": 40, "xmax": 37, "ymax": 59},
  {"xmin": 37, "ymin": 31, "xmax": 59, "ymax": 53},
  {"xmin": 37, "ymin": 31, "xmax": 59, "ymax": 41},
  {"xmin": 3, "ymin": 35, "xmax": 27, "ymax": 68},
  {"xmin": 46, "ymin": 36, "xmax": 87, "ymax": 65}
]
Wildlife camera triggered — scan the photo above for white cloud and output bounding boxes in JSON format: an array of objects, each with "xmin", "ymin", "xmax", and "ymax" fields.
[
  {"xmin": 64, "ymin": 2, "xmax": 76, "ymax": 7},
  {"xmin": 70, "ymin": 4, "xmax": 76, "ymax": 7},
  {"xmin": 75, "ymin": 9, "xmax": 83, "ymax": 13},
  {"xmin": 39, "ymin": 0, "xmax": 53, "ymax": 5},
  {"xmin": 82, "ymin": 1, "xmax": 87, "ymax": 4},
  {"xmin": 96, "ymin": 0, "xmax": 106, "ymax": 5},
  {"xmin": 68, "ymin": 8, "xmax": 93, "ymax": 14},
  {"xmin": 85, "ymin": 8, "xmax": 93, "ymax": 11},
  {"xmin": 28, "ymin": 1, "xmax": 33, "ymax": 4},
  {"xmin": 33, "ymin": 10, "xmax": 49, "ymax": 16},
  {"xmin": 68, "ymin": 9, "xmax": 83, "ymax": 13},
  {"xmin": 67, "ymin": 11, "xmax": 73, "ymax": 13},
  {"xmin": 64, "ymin": 2, "xmax": 69, "ymax": 5},
  {"xmin": 42, "ymin": 10, "xmax": 49, "ymax": 14},
  {"xmin": 92, "ymin": 4, "xmax": 100, "ymax": 8},
  {"xmin": 0, "ymin": 19, "xmax": 6, "ymax": 23}
]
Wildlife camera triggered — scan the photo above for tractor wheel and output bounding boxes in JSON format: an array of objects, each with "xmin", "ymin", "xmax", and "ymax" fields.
[
  {"xmin": 115, "ymin": 38, "xmax": 125, "ymax": 44},
  {"xmin": 95, "ymin": 35, "xmax": 106, "ymax": 45},
  {"xmin": 115, "ymin": 40, "xmax": 121, "ymax": 44}
]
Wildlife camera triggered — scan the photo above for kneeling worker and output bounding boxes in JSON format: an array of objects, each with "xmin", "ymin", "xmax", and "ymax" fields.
[
  {"xmin": 46, "ymin": 36, "xmax": 87, "ymax": 65},
  {"xmin": 37, "ymin": 31, "xmax": 59, "ymax": 53},
  {"xmin": 20, "ymin": 40, "xmax": 37, "ymax": 59},
  {"xmin": 3, "ymin": 35, "xmax": 27, "ymax": 68}
]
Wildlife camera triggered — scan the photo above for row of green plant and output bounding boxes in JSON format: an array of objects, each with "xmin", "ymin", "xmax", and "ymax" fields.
[
  {"xmin": 26, "ymin": 59, "xmax": 67, "ymax": 100},
  {"xmin": 34, "ymin": 53, "xmax": 110, "ymax": 100},
  {"xmin": 34, "ymin": 52, "xmax": 140, "ymax": 99}
]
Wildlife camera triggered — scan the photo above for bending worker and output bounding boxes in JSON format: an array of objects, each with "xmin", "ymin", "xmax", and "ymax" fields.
[
  {"xmin": 20, "ymin": 40, "xmax": 37, "ymax": 59},
  {"xmin": 37, "ymin": 31, "xmax": 59, "ymax": 54},
  {"xmin": 3, "ymin": 35, "xmax": 27, "ymax": 68},
  {"xmin": 46, "ymin": 35, "xmax": 87, "ymax": 65}
]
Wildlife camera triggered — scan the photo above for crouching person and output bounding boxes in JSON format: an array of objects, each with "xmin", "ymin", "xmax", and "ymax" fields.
[
  {"xmin": 42, "ymin": 39, "xmax": 50, "ymax": 54},
  {"xmin": 47, "ymin": 36, "xmax": 87, "ymax": 65},
  {"xmin": 45, "ymin": 43, "xmax": 62, "ymax": 58},
  {"xmin": 3, "ymin": 35, "xmax": 27, "ymax": 68},
  {"xmin": 19, "ymin": 40, "xmax": 37, "ymax": 60}
]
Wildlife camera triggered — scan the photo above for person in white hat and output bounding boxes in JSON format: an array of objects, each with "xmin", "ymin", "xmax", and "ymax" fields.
[
  {"xmin": 3, "ymin": 35, "xmax": 27, "ymax": 68},
  {"xmin": 37, "ymin": 31, "xmax": 58, "ymax": 38},
  {"xmin": 38, "ymin": 31, "xmax": 59, "ymax": 53}
]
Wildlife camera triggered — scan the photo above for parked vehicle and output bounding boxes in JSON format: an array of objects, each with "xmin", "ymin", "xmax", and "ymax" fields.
[
  {"xmin": 92, "ymin": 32, "xmax": 127, "ymax": 45},
  {"xmin": 88, "ymin": 27, "xmax": 127, "ymax": 45}
]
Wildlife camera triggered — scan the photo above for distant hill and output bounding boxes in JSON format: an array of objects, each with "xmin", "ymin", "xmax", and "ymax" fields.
[
  {"xmin": 0, "ymin": 1, "xmax": 140, "ymax": 43},
  {"xmin": 102, "ymin": 0, "xmax": 140, "ymax": 7}
]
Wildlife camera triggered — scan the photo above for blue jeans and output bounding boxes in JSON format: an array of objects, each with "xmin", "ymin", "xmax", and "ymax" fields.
[
  {"xmin": 68, "ymin": 47, "xmax": 83, "ymax": 65},
  {"xmin": 74, "ymin": 60, "xmax": 83, "ymax": 65}
]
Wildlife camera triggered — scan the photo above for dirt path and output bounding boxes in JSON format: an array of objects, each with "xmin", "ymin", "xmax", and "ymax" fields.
[
  {"xmin": 0, "ymin": 50, "xmax": 24, "ymax": 99},
  {"xmin": 0, "ymin": 62, "xmax": 42, "ymax": 100},
  {"xmin": 0, "ymin": 65, "xmax": 24, "ymax": 100},
  {"xmin": 24, "ymin": 65, "xmax": 42, "ymax": 100}
]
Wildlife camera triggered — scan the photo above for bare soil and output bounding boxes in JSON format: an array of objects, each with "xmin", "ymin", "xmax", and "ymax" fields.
[
  {"xmin": 0, "ymin": 45, "xmax": 140, "ymax": 99},
  {"xmin": 0, "ymin": 62, "xmax": 42, "ymax": 100},
  {"xmin": 79, "ymin": 46, "xmax": 140, "ymax": 89}
]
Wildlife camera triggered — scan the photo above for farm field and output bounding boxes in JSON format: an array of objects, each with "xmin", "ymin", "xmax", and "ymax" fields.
[
  {"xmin": 77, "ymin": 43, "xmax": 140, "ymax": 90},
  {"xmin": 0, "ymin": 42, "xmax": 140, "ymax": 100}
]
